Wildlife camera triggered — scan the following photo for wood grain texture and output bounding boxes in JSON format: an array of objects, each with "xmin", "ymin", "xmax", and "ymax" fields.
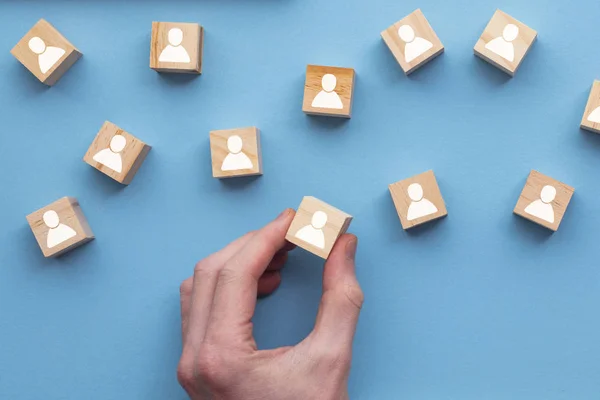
[
  {"xmin": 285, "ymin": 196, "xmax": 352, "ymax": 259},
  {"xmin": 473, "ymin": 9, "xmax": 537, "ymax": 76},
  {"xmin": 302, "ymin": 65, "xmax": 355, "ymax": 118},
  {"xmin": 209, "ymin": 127, "xmax": 262, "ymax": 178},
  {"xmin": 513, "ymin": 170, "xmax": 574, "ymax": 232},
  {"xmin": 26, "ymin": 197, "xmax": 94, "ymax": 258},
  {"xmin": 580, "ymin": 80, "xmax": 600, "ymax": 133},
  {"xmin": 83, "ymin": 121, "xmax": 151, "ymax": 185},
  {"xmin": 381, "ymin": 9, "xmax": 444, "ymax": 75},
  {"xmin": 10, "ymin": 19, "xmax": 81, "ymax": 86},
  {"xmin": 150, "ymin": 21, "xmax": 203, "ymax": 74},
  {"xmin": 389, "ymin": 170, "xmax": 448, "ymax": 230}
]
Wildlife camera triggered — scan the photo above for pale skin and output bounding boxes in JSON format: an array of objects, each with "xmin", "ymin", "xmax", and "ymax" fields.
[{"xmin": 178, "ymin": 208, "xmax": 364, "ymax": 400}]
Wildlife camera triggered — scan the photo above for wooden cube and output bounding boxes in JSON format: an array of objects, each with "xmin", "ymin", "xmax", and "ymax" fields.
[
  {"xmin": 10, "ymin": 19, "xmax": 82, "ymax": 86},
  {"xmin": 83, "ymin": 121, "xmax": 151, "ymax": 185},
  {"xmin": 26, "ymin": 197, "xmax": 94, "ymax": 258},
  {"xmin": 381, "ymin": 9, "xmax": 444, "ymax": 75},
  {"xmin": 513, "ymin": 170, "xmax": 574, "ymax": 231},
  {"xmin": 389, "ymin": 170, "xmax": 448, "ymax": 230},
  {"xmin": 474, "ymin": 10, "xmax": 537, "ymax": 76},
  {"xmin": 302, "ymin": 65, "xmax": 355, "ymax": 118},
  {"xmin": 209, "ymin": 127, "xmax": 262, "ymax": 178},
  {"xmin": 150, "ymin": 21, "xmax": 203, "ymax": 74},
  {"xmin": 581, "ymin": 80, "xmax": 600, "ymax": 133},
  {"xmin": 286, "ymin": 197, "xmax": 353, "ymax": 259}
]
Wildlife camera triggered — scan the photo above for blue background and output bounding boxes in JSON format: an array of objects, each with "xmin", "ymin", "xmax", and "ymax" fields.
[{"xmin": 1, "ymin": 0, "xmax": 600, "ymax": 398}]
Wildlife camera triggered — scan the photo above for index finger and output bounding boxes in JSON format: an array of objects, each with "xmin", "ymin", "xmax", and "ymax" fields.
[{"xmin": 205, "ymin": 209, "xmax": 295, "ymax": 345}]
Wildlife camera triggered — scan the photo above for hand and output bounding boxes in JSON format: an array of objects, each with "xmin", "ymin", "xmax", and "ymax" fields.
[{"xmin": 177, "ymin": 209, "xmax": 363, "ymax": 400}]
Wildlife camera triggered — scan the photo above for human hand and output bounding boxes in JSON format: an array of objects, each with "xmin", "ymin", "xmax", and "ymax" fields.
[{"xmin": 177, "ymin": 209, "xmax": 363, "ymax": 400}]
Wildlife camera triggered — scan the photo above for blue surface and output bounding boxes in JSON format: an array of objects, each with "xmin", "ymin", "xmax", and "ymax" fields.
[{"xmin": 2, "ymin": 0, "xmax": 600, "ymax": 399}]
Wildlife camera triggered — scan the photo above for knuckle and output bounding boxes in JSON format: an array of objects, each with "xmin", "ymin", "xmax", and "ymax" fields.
[
  {"xmin": 318, "ymin": 346, "xmax": 352, "ymax": 374},
  {"xmin": 217, "ymin": 266, "xmax": 244, "ymax": 287},
  {"xmin": 344, "ymin": 283, "xmax": 364, "ymax": 310},
  {"xmin": 177, "ymin": 353, "xmax": 196, "ymax": 389},
  {"xmin": 179, "ymin": 278, "xmax": 193, "ymax": 297},
  {"xmin": 193, "ymin": 258, "xmax": 219, "ymax": 276},
  {"xmin": 196, "ymin": 344, "xmax": 234, "ymax": 389}
]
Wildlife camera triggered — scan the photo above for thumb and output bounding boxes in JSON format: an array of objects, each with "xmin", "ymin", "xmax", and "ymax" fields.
[{"xmin": 311, "ymin": 234, "xmax": 364, "ymax": 350}]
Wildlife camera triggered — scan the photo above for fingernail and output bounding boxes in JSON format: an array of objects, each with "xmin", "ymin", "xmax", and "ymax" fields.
[{"xmin": 345, "ymin": 236, "xmax": 358, "ymax": 261}]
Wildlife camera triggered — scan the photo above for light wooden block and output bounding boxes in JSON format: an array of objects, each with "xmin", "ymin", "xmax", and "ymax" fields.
[
  {"xmin": 83, "ymin": 121, "xmax": 151, "ymax": 185},
  {"xmin": 302, "ymin": 65, "xmax": 355, "ymax": 118},
  {"xmin": 474, "ymin": 10, "xmax": 537, "ymax": 76},
  {"xmin": 26, "ymin": 197, "xmax": 94, "ymax": 258},
  {"xmin": 209, "ymin": 127, "xmax": 262, "ymax": 178},
  {"xmin": 10, "ymin": 19, "xmax": 82, "ymax": 86},
  {"xmin": 513, "ymin": 170, "xmax": 574, "ymax": 232},
  {"xmin": 580, "ymin": 80, "xmax": 600, "ymax": 133},
  {"xmin": 286, "ymin": 197, "xmax": 353, "ymax": 259},
  {"xmin": 389, "ymin": 170, "xmax": 448, "ymax": 230},
  {"xmin": 381, "ymin": 9, "xmax": 444, "ymax": 75},
  {"xmin": 150, "ymin": 21, "xmax": 203, "ymax": 74}
]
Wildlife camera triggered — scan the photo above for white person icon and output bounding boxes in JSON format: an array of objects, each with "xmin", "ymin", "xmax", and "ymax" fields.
[
  {"xmin": 587, "ymin": 106, "xmax": 600, "ymax": 123},
  {"xmin": 28, "ymin": 36, "xmax": 65, "ymax": 74},
  {"xmin": 311, "ymin": 74, "xmax": 343, "ymax": 110},
  {"xmin": 398, "ymin": 24, "xmax": 433, "ymax": 63},
  {"xmin": 159, "ymin": 28, "xmax": 190, "ymax": 63},
  {"xmin": 43, "ymin": 210, "xmax": 76, "ymax": 249},
  {"xmin": 524, "ymin": 185, "xmax": 556, "ymax": 223},
  {"xmin": 93, "ymin": 135, "xmax": 127, "ymax": 173},
  {"xmin": 221, "ymin": 135, "xmax": 253, "ymax": 171},
  {"xmin": 295, "ymin": 210, "xmax": 327, "ymax": 249},
  {"xmin": 485, "ymin": 23, "xmax": 519, "ymax": 62},
  {"xmin": 406, "ymin": 183, "xmax": 438, "ymax": 221}
]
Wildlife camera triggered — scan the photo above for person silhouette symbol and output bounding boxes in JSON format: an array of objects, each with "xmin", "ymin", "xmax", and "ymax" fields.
[
  {"xmin": 587, "ymin": 106, "xmax": 600, "ymax": 123},
  {"xmin": 28, "ymin": 36, "xmax": 66, "ymax": 74},
  {"xmin": 295, "ymin": 211, "xmax": 327, "ymax": 249},
  {"xmin": 311, "ymin": 74, "xmax": 344, "ymax": 109},
  {"xmin": 44, "ymin": 210, "xmax": 76, "ymax": 249},
  {"xmin": 485, "ymin": 24, "xmax": 519, "ymax": 62},
  {"xmin": 93, "ymin": 135, "xmax": 126, "ymax": 173},
  {"xmin": 398, "ymin": 25, "xmax": 433, "ymax": 63},
  {"xmin": 221, "ymin": 135, "xmax": 253, "ymax": 171},
  {"xmin": 524, "ymin": 185, "xmax": 556, "ymax": 223},
  {"xmin": 406, "ymin": 183, "xmax": 438, "ymax": 221},
  {"xmin": 159, "ymin": 28, "xmax": 191, "ymax": 63}
]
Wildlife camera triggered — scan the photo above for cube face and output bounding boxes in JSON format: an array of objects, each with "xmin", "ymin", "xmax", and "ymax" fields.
[
  {"xmin": 83, "ymin": 121, "xmax": 151, "ymax": 185},
  {"xmin": 513, "ymin": 170, "xmax": 574, "ymax": 232},
  {"xmin": 285, "ymin": 196, "xmax": 353, "ymax": 259},
  {"xmin": 389, "ymin": 170, "xmax": 448, "ymax": 230},
  {"xmin": 10, "ymin": 19, "xmax": 81, "ymax": 86},
  {"xmin": 209, "ymin": 127, "xmax": 262, "ymax": 178},
  {"xmin": 381, "ymin": 9, "xmax": 444, "ymax": 75},
  {"xmin": 26, "ymin": 197, "xmax": 94, "ymax": 258},
  {"xmin": 474, "ymin": 10, "xmax": 537, "ymax": 76},
  {"xmin": 302, "ymin": 65, "xmax": 355, "ymax": 118},
  {"xmin": 150, "ymin": 22, "xmax": 203, "ymax": 74},
  {"xmin": 580, "ymin": 80, "xmax": 600, "ymax": 133}
]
